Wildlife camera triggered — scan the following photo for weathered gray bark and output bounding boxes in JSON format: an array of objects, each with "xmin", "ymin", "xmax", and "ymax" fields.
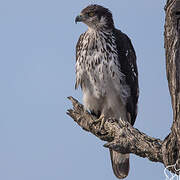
[
  {"xmin": 67, "ymin": 0, "xmax": 180, "ymax": 174},
  {"xmin": 162, "ymin": 0, "xmax": 180, "ymax": 172},
  {"xmin": 67, "ymin": 96, "xmax": 163, "ymax": 163}
]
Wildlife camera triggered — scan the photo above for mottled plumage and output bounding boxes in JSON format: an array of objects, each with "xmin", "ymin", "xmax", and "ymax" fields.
[{"xmin": 75, "ymin": 4, "xmax": 139, "ymax": 179}]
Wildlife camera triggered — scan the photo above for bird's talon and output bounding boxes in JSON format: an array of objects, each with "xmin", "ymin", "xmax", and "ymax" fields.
[{"xmin": 89, "ymin": 115, "xmax": 106, "ymax": 132}]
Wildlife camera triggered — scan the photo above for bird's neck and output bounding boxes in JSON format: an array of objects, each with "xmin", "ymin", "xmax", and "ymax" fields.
[
  {"xmin": 87, "ymin": 27, "xmax": 114, "ymax": 38},
  {"xmin": 87, "ymin": 26, "xmax": 114, "ymax": 34}
]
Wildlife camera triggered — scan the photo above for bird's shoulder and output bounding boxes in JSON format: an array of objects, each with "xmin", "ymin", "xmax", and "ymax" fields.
[
  {"xmin": 113, "ymin": 28, "xmax": 138, "ymax": 83},
  {"xmin": 113, "ymin": 28, "xmax": 136, "ymax": 62}
]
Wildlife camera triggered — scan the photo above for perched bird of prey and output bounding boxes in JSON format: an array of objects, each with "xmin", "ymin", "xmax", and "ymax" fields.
[{"xmin": 75, "ymin": 4, "xmax": 139, "ymax": 179}]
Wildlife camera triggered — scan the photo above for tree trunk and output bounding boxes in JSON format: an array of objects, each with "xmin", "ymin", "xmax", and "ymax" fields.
[
  {"xmin": 163, "ymin": 0, "xmax": 180, "ymax": 172},
  {"xmin": 67, "ymin": 0, "xmax": 180, "ymax": 175}
]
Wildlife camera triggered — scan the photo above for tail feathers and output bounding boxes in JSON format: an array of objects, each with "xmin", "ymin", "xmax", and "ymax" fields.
[{"xmin": 110, "ymin": 149, "xmax": 130, "ymax": 179}]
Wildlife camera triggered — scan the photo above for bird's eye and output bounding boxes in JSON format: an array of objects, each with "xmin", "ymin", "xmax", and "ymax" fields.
[{"xmin": 88, "ymin": 12, "xmax": 95, "ymax": 17}]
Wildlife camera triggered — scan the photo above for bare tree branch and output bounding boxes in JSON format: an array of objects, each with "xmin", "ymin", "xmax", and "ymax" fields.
[{"xmin": 67, "ymin": 96, "xmax": 163, "ymax": 163}]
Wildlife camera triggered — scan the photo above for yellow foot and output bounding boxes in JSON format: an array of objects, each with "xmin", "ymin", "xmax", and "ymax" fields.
[{"xmin": 90, "ymin": 115, "xmax": 105, "ymax": 131}]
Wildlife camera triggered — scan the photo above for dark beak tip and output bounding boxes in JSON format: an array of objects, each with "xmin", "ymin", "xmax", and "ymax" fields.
[{"xmin": 75, "ymin": 15, "xmax": 82, "ymax": 24}]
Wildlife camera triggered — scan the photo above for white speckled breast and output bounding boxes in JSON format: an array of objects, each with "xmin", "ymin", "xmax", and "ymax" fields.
[{"xmin": 76, "ymin": 28, "xmax": 130, "ymax": 114}]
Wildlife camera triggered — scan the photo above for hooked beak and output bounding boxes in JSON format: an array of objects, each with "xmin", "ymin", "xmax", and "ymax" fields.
[{"xmin": 75, "ymin": 15, "xmax": 83, "ymax": 24}]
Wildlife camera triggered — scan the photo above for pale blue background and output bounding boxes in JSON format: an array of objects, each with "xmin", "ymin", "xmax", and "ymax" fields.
[{"xmin": 0, "ymin": 0, "xmax": 172, "ymax": 179}]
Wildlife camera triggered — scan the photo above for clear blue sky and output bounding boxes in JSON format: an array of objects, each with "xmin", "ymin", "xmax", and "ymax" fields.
[{"xmin": 0, "ymin": 0, "xmax": 172, "ymax": 179}]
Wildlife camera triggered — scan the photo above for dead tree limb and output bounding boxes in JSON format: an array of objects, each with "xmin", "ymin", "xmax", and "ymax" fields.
[
  {"xmin": 67, "ymin": 96, "xmax": 163, "ymax": 163},
  {"xmin": 67, "ymin": 0, "xmax": 180, "ymax": 174}
]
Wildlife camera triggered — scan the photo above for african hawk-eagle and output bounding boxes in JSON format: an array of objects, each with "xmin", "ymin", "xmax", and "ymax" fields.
[{"xmin": 75, "ymin": 4, "xmax": 139, "ymax": 179}]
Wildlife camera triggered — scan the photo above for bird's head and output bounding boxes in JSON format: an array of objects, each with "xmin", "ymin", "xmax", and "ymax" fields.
[{"xmin": 75, "ymin": 4, "xmax": 114, "ymax": 30}]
